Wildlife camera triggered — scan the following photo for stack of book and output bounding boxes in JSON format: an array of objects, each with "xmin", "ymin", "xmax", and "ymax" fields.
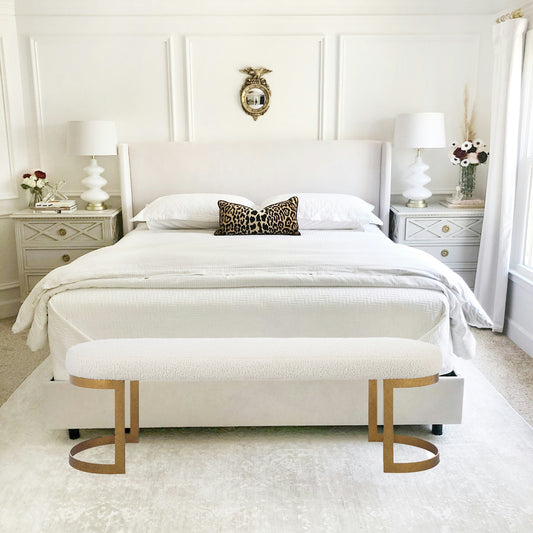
[
  {"xmin": 440, "ymin": 197, "xmax": 485, "ymax": 209},
  {"xmin": 33, "ymin": 199, "xmax": 78, "ymax": 214}
]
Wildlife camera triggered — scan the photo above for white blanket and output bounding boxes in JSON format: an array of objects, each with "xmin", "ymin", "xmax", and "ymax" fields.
[{"xmin": 13, "ymin": 227, "xmax": 492, "ymax": 356}]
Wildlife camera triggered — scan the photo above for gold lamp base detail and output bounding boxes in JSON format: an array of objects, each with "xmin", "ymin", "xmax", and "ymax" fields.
[
  {"xmin": 405, "ymin": 199, "xmax": 427, "ymax": 208},
  {"xmin": 85, "ymin": 202, "xmax": 107, "ymax": 211}
]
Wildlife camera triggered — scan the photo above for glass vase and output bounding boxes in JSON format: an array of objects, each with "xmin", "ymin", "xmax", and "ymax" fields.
[
  {"xmin": 460, "ymin": 164, "xmax": 477, "ymax": 200},
  {"xmin": 28, "ymin": 190, "xmax": 43, "ymax": 209}
]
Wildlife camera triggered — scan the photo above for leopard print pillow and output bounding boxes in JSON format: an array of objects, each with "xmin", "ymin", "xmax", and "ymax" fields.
[{"xmin": 215, "ymin": 196, "xmax": 300, "ymax": 235}]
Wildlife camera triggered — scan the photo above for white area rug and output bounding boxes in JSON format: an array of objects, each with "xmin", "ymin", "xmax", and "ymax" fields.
[{"xmin": 0, "ymin": 358, "xmax": 532, "ymax": 533}]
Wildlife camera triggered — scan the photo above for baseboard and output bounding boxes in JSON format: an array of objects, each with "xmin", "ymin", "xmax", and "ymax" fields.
[
  {"xmin": 505, "ymin": 317, "xmax": 533, "ymax": 358},
  {"xmin": 0, "ymin": 298, "xmax": 20, "ymax": 319}
]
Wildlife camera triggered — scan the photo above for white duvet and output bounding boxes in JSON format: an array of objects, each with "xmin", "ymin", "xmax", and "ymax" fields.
[{"xmin": 13, "ymin": 227, "xmax": 492, "ymax": 356}]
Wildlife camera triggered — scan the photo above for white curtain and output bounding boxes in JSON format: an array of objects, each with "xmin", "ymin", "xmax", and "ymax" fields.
[{"xmin": 474, "ymin": 17, "xmax": 528, "ymax": 332}]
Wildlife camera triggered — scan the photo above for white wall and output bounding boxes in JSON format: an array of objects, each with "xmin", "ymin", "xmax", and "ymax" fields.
[
  {"xmin": 506, "ymin": 272, "xmax": 533, "ymax": 356},
  {"xmin": 0, "ymin": 0, "xmax": 30, "ymax": 318},
  {"xmin": 0, "ymin": 0, "xmax": 504, "ymax": 317}
]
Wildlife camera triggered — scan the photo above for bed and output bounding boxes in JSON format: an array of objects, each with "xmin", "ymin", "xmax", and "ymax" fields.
[{"xmin": 14, "ymin": 140, "xmax": 490, "ymax": 429}]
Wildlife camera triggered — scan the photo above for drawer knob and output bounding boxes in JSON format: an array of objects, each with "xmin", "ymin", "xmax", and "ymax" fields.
[
  {"xmin": 441, "ymin": 249, "xmax": 449, "ymax": 257},
  {"xmin": 58, "ymin": 228, "xmax": 67, "ymax": 237},
  {"xmin": 62, "ymin": 254, "xmax": 71, "ymax": 263},
  {"xmin": 442, "ymin": 225, "xmax": 450, "ymax": 233}
]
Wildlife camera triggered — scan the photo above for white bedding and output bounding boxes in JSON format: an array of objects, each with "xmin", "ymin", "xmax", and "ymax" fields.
[
  {"xmin": 14, "ymin": 226, "xmax": 491, "ymax": 365},
  {"xmin": 47, "ymin": 286, "xmax": 453, "ymax": 379}
]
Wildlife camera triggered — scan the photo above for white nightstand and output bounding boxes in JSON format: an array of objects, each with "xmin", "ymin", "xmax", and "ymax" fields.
[
  {"xmin": 390, "ymin": 200, "xmax": 484, "ymax": 289},
  {"xmin": 10, "ymin": 208, "xmax": 122, "ymax": 299}
]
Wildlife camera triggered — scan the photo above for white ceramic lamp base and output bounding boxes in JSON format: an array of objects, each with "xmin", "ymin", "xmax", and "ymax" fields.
[
  {"xmin": 81, "ymin": 158, "xmax": 109, "ymax": 211},
  {"xmin": 402, "ymin": 156, "xmax": 432, "ymax": 208}
]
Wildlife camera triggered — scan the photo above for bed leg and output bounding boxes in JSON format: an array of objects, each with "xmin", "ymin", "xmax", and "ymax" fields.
[
  {"xmin": 431, "ymin": 424, "xmax": 443, "ymax": 436},
  {"xmin": 68, "ymin": 429, "xmax": 80, "ymax": 440}
]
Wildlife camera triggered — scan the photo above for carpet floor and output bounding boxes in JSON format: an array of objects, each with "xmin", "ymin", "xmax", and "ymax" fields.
[{"xmin": 0, "ymin": 355, "xmax": 532, "ymax": 532}]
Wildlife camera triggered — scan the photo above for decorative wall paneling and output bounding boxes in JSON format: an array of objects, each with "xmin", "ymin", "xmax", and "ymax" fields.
[
  {"xmin": 16, "ymin": 15, "xmax": 493, "ymax": 196},
  {"xmin": 0, "ymin": 5, "xmax": 30, "ymax": 313},
  {"xmin": 338, "ymin": 34, "xmax": 481, "ymax": 194},
  {"xmin": 0, "ymin": 24, "xmax": 27, "ymax": 199},
  {"xmin": 28, "ymin": 34, "xmax": 177, "ymax": 190},
  {"xmin": 0, "ymin": 9, "xmax": 495, "ymax": 317},
  {"xmin": 185, "ymin": 35, "xmax": 325, "ymax": 141}
]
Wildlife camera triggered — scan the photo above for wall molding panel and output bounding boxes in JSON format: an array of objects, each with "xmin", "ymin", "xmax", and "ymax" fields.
[
  {"xmin": 186, "ymin": 34, "xmax": 325, "ymax": 141},
  {"xmin": 0, "ymin": 36, "xmax": 18, "ymax": 200},
  {"xmin": 316, "ymin": 37, "xmax": 325, "ymax": 140},
  {"xmin": 184, "ymin": 37, "xmax": 195, "ymax": 142},
  {"xmin": 28, "ymin": 33, "xmax": 179, "ymax": 192},
  {"xmin": 165, "ymin": 36, "xmax": 178, "ymax": 142},
  {"xmin": 337, "ymin": 33, "xmax": 481, "ymax": 194},
  {"xmin": 28, "ymin": 37, "xmax": 46, "ymax": 169}
]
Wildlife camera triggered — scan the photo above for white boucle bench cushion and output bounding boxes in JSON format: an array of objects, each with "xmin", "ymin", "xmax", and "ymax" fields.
[{"xmin": 66, "ymin": 338, "xmax": 442, "ymax": 382}]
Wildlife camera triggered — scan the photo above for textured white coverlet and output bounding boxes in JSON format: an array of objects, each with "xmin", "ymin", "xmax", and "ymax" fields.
[
  {"xmin": 48, "ymin": 286, "xmax": 453, "ymax": 380},
  {"xmin": 14, "ymin": 227, "xmax": 491, "ymax": 355}
]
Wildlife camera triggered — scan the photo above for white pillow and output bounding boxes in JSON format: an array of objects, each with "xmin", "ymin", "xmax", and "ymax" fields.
[
  {"xmin": 259, "ymin": 193, "xmax": 382, "ymax": 230},
  {"xmin": 132, "ymin": 193, "xmax": 255, "ymax": 230}
]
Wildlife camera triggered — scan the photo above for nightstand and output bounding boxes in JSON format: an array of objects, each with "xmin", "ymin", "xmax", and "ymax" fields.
[
  {"xmin": 10, "ymin": 208, "xmax": 122, "ymax": 299},
  {"xmin": 389, "ymin": 200, "xmax": 484, "ymax": 289}
]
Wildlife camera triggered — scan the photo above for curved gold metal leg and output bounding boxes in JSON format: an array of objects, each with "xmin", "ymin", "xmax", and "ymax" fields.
[
  {"xmin": 368, "ymin": 375, "xmax": 440, "ymax": 473},
  {"xmin": 68, "ymin": 376, "xmax": 139, "ymax": 474}
]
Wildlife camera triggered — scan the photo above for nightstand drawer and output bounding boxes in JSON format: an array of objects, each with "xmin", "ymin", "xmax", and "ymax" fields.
[
  {"xmin": 416, "ymin": 244, "xmax": 480, "ymax": 265},
  {"xmin": 404, "ymin": 217, "xmax": 483, "ymax": 242},
  {"xmin": 24, "ymin": 248, "xmax": 95, "ymax": 269},
  {"xmin": 20, "ymin": 220, "xmax": 106, "ymax": 245}
]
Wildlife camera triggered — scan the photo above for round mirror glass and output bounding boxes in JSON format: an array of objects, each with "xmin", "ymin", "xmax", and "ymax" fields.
[{"xmin": 246, "ymin": 88, "xmax": 266, "ymax": 110}]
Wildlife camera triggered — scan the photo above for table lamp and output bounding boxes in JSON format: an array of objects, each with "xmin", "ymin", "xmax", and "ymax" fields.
[
  {"xmin": 394, "ymin": 113, "xmax": 446, "ymax": 208},
  {"xmin": 67, "ymin": 120, "xmax": 117, "ymax": 210}
]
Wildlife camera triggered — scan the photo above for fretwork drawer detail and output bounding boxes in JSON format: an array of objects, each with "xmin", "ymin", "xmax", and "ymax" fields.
[
  {"xmin": 11, "ymin": 208, "xmax": 122, "ymax": 299},
  {"xmin": 390, "ymin": 201, "xmax": 484, "ymax": 289}
]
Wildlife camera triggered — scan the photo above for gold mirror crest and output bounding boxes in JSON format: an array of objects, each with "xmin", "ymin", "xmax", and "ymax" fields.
[{"xmin": 239, "ymin": 67, "xmax": 272, "ymax": 121}]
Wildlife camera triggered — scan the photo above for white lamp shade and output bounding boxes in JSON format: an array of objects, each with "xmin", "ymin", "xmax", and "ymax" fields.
[
  {"xmin": 67, "ymin": 120, "xmax": 117, "ymax": 156},
  {"xmin": 394, "ymin": 113, "xmax": 446, "ymax": 149}
]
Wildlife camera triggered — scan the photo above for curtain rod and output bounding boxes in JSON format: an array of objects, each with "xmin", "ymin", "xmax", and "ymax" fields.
[{"xmin": 496, "ymin": 8, "xmax": 524, "ymax": 23}]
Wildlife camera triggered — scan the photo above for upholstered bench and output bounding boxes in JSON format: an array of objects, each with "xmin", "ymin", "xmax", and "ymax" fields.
[{"xmin": 66, "ymin": 337, "xmax": 442, "ymax": 474}]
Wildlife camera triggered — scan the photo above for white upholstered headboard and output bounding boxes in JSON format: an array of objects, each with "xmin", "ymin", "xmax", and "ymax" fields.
[{"xmin": 119, "ymin": 140, "xmax": 391, "ymax": 234}]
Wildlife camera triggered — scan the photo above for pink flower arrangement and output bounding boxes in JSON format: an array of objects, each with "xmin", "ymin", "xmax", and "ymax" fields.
[{"xmin": 449, "ymin": 139, "xmax": 489, "ymax": 168}]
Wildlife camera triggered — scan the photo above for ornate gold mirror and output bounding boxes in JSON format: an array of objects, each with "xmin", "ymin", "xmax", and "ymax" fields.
[{"xmin": 239, "ymin": 67, "xmax": 272, "ymax": 121}]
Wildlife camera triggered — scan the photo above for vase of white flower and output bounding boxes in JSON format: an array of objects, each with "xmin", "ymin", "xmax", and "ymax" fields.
[
  {"xmin": 449, "ymin": 139, "xmax": 489, "ymax": 199},
  {"xmin": 21, "ymin": 170, "xmax": 49, "ymax": 208}
]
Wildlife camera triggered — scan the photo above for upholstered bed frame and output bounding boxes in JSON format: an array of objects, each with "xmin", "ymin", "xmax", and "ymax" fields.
[
  {"xmin": 43, "ymin": 140, "xmax": 464, "ymax": 432},
  {"xmin": 119, "ymin": 140, "xmax": 392, "ymax": 234}
]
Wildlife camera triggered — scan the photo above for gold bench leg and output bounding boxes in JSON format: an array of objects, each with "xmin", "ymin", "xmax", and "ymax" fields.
[
  {"xmin": 68, "ymin": 376, "xmax": 140, "ymax": 474},
  {"xmin": 368, "ymin": 375, "xmax": 440, "ymax": 473}
]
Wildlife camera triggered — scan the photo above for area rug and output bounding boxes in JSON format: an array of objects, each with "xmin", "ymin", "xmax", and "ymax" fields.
[{"xmin": 0, "ymin": 358, "xmax": 532, "ymax": 533}]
